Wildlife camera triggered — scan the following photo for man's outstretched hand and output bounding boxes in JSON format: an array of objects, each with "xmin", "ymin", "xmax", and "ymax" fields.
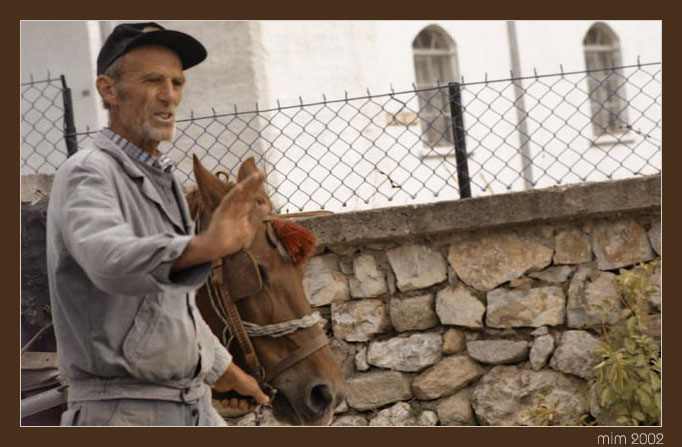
[
  {"xmin": 172, "ymin": 170, "xmax": 269, "ymax": 272},
  {"xmin": 202, "ymin": 170, "xmax": 269, "ymax": 258}
]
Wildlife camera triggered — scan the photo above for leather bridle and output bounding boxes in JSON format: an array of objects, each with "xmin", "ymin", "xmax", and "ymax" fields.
[{"xmin": 196, "ymin": 214, "xmax": 329, "ymax": 396}]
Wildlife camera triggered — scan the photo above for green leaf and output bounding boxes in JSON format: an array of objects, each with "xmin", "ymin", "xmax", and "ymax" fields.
[
  {"xmin": 632, "ymin": 410, "xmax": 646, "ymax": 422},
  {"xmin": 615, "ymin": 416, "xmax": 629, "ymax": 425},
  {"xmin": 624, "ymin": 339, "xmax": 637, "ymax": 354},
  {"xmin": 635, "ymin": 388, "xmax": 651, "ymax": 406},
  {"xmin": 600, "ymin": 387, "xmax": 611, "ymax": 407}
]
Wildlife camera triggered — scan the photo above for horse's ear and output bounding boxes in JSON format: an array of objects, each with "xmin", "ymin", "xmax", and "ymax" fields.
[
  {"xmin": 237, "ymin": 156, "xmax": 260, "ymax": 183},
  {"xmin": 192, "ymin": 154, "xmax": 229, "ymax": 212},
  {"xmin": 236, "ymin": 156, "xmax": 275, "ymax": 211}
]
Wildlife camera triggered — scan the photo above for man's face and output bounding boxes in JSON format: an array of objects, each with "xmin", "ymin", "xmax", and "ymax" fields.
[{"xmin": 110, "ymin": 45, "xmax": 185, "ymax": 149}]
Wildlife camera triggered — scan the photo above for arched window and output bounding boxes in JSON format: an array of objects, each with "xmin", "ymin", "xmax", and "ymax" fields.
[
  {"xmin": 412, "ymin": 26, "xmax": 459, "ymax": 147},
  {"xmin": 583, "ymin": 23, "xmax": 628, "ymax": 135}
]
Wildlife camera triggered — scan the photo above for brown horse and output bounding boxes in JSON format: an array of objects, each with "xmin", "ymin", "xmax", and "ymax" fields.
[{"xmin": 186, "ymin": 155, "xmax": 345, "ymax": 426}]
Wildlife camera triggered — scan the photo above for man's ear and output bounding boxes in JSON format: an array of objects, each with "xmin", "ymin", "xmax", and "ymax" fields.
[{"xmin": 96, "ymin": 75, "xmax": 119, "ymax": 108}]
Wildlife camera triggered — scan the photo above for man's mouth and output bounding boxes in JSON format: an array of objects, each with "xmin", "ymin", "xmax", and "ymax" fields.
[{"xmin": 154, "ymin": 112, "xmax": 174, "ymax": 122}]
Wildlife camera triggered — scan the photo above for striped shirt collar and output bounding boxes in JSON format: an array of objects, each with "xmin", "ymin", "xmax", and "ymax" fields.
[{"xmin": 101, "ymin": 128, "xmax": 174, "ymax": 172}]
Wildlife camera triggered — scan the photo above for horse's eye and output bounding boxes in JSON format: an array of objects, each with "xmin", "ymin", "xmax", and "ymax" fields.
[{"xmin": 257, "ymin": 263, "xmax": 269, "ymax": 284}]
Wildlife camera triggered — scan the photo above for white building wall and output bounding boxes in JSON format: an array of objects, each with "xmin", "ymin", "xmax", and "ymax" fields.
[
  {"xmin": 376, "ymin": 21, "xmax": 512, "ymax": 89},
  {"xmin": 252, "ymin": 21, "xmax": 384, "ymax": 212},
  {"xmin": 20, "ymin": 20, "xmax": 661, "ymax": 212},
  {"xmin": 514, "ymin": 20, "xmax": 662, "ymax": 74},
  {"xmin": 509, "ymin": 21, "xmax": 662, "ymax": 193},
  {"xmin": 20, "ymin": 21, "xmax": 103, "ymax": 133},
  {"xmin": 257, "ymin": 21, "xmax": 381, "ymax": 106},
  {"xmin": 365, "ymin": 20, "xmax": 663, "ymax": 203},
  {"xmin": 250, "ymin": 21, "xmax": 516, "ymax": 212},
  {"xmin": 20, "ymin": 21, "xmax": 105, "ymax": 174}
]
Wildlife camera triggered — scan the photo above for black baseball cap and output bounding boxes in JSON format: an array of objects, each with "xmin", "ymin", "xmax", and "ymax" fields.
[{"xmin": 97, "ymin": 22, "xmax": 207, "ymax": 75}]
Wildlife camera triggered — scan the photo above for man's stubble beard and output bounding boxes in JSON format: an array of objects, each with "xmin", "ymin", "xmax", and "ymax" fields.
[
  {"xmin": 141, "ymin": 117, "xmax": 177, "ymax": 143},
  {"xmin": 117, "ymin": 85, "xmax": 177, "ymax": 145},
  {"xmin": 138, "ymin": 95, "xmax": 177, "ymax": 143}
]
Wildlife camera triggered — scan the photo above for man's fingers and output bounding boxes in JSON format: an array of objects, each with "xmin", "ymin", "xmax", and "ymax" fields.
[
  {"xmin": 253, "ymin": 388, "xmax": 270, "ymax": 405},
  {"xmin": 236, "ymin": 379, "xmax": 270, "ymax": 406},
  {"xmin": 238, "ymin": 377, "xmax": 270, "ymax": 405},
  {"xmin": 218, "ymin": 396, "xmax": 261, "ymax": 411},
  {"xmin": 250, "ymin": 203, "xmax": 271, "ymax": 225},
  {"xmin": 238, "ymin": 399, "xmax": 251, "ymax": 411}
]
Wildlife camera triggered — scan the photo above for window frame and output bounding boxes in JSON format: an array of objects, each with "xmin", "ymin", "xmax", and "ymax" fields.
[
  {"xmin": 412, "ymin": 26, "xmax": 460, "ymax": 148},
  {"xmin": 583, "ymin": 23, "xmax": 629, "ymax": 137}
]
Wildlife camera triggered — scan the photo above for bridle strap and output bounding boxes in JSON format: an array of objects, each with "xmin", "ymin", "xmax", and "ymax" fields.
[
  {"xmin": 209, "ymin": 262, "xmax": 264, "ymax": 380},
  {"xmin": 265, "ymin": 332, "xmax": 329, "ymax": 382},
  {"xmin": 197, "ymin": 212, "xmax": 264, "ymax": 379}
]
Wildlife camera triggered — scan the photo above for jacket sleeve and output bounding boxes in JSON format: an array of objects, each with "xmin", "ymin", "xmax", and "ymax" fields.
[
  {"xmin": 57, "ymin": 155, "xmax": 210, "ymax": 296},
  {"xmin": 196, "ymin": 313, "xmax": 233, "ymax": 386}
]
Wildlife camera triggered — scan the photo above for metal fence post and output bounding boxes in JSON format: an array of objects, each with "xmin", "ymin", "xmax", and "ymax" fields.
[
  {"xmin": 448, "ymin": 82, "xmax": 471, "ymax": 199},
  {"xmin": 60, "ymin": 75, "xmax": 78, "ymax": 157},
  {"xmin": 507, "ymin": 21, "xmax": 534, "ymax": 190}
]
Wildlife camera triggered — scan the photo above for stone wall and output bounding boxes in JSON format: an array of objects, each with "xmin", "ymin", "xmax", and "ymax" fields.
[
  {"xmin": 272, "ymin": 174, "xmax": 660, "ymax": 426},
  {"xmin": 20, "ymin": 173, "xmax": 661, "ymax": 426}
]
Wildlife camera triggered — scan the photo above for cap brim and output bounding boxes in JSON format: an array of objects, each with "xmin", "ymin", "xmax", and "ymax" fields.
[{"xmin": 126, "ymin": 29, "xmax": 207, "ymax": 70}]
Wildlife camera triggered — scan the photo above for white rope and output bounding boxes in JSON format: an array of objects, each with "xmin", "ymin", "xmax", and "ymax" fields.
[{"xmin": 243, "ymin": 312, "xmax": 323, "ymax": 338}]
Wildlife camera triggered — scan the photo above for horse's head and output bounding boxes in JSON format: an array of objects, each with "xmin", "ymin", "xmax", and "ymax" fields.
[{"xmin": 187, "ymin": 155, "xmax": 345, "ymax": 426}]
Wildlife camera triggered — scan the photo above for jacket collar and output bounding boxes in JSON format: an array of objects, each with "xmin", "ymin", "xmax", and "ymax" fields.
[{"xmin": 95, "ymin": 131, "xmax": 192, "ymax": 234}]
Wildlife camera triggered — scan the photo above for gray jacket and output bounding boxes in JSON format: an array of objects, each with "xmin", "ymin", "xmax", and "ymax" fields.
[{"xmin": 46, "ymin": 131, "xmax": 231, "ymax": 402}]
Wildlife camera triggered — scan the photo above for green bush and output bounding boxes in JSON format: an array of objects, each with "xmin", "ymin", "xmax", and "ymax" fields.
[
  {"xmin": 590, "ymin": 261, "xmax": 661, "ymax": 425},
  {"xmin": 524, "ymin": 261, "xmax": 661, "ymax": 426}
]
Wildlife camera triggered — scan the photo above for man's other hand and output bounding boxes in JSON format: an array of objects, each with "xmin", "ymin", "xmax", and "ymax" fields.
[{"xmin": 213, "ymin": 362, "xmax": 270, "ymax": 411}]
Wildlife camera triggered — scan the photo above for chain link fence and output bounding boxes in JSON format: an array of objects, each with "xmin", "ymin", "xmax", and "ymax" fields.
[
  {"xmin": 21, "ymin": 76, "xmax": 73, "ymax": 174},
  {"xmin": 21, "ymin": 62, "xmax": 661, "ymax": 213}
]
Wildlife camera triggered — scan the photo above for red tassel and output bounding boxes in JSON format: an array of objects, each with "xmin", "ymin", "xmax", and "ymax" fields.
[{"xmin": 271, "ymin": 219, "xmax": 317, "ymax": 264}]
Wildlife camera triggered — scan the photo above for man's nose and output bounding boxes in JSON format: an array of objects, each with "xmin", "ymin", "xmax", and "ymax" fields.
[{"xmin": 158, "ymin": 80, "xmax": 180, "ymax": 104}]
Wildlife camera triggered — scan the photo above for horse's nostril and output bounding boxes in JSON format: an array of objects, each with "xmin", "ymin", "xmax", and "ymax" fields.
[{"xmin": 308, "ymin": 383, "xmax": 334, "ymax": 414}]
